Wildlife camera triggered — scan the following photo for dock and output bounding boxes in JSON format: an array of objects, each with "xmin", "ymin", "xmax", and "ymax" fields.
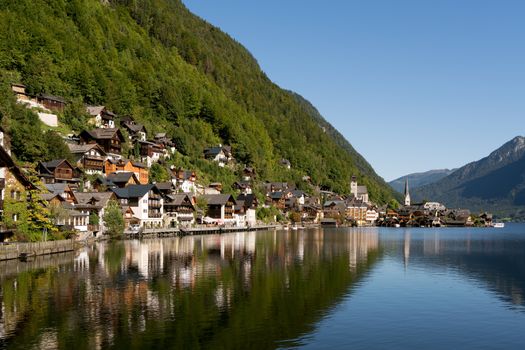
[{"xmin": 127, "ymin": 225, "xmax": 279, "ymax": 238}]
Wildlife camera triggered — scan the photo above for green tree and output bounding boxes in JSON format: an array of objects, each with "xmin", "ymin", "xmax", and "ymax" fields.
[
  {"xmin": 103, "ymin": 200, "xmax": 125, "ymax": 238},
  {"xmin": 149, "ymin": 163, "xmax": 170, "ymax": 183}
]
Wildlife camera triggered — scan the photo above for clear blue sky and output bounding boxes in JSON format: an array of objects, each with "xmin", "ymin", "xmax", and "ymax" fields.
[{"xmin": 183, "ymin": 0, "xmax": 525, "ymax": 181}]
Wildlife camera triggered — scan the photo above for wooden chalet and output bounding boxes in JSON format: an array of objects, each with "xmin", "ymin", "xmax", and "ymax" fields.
[
  {"xmin": 36, "ymin": 159, "xmax": 81, "ymax": 186},
  {"xmin": 79, "ymin": 128, "xmax": 125, "ymax": 156},
  {"xmin": 67, "ymin": 143, "xmax": 106, "ymax": 174}
]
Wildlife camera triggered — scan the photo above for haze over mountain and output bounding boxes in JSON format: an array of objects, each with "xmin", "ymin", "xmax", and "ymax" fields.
[
  {"xmin": 412, "ymin": 136, "xmax": 525, "ymax": 219},
  {"xmin": 389, "ymin": 169, "xmax": 456, "ymax": 194},
  {"xmin": 0, "ymin": 0, "xmax": 395, "ymax": 202}
]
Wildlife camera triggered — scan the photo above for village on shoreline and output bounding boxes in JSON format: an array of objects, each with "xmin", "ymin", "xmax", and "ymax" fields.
[{"xmin": 0, "ymin": 84, "xmax": 497, "ymax": 244}]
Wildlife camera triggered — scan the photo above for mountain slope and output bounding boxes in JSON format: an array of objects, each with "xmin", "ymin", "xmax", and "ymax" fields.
[
  {"xmin": 412, "ymin": 136, "xmax": 525, "ymax": 218},
  {"xmin": 389, "ymin": 169, "xmax": 456, "ymax": 193},
  {"xmin": 0, "ymin": 0, "xmax": 394, "ymax": 202}
]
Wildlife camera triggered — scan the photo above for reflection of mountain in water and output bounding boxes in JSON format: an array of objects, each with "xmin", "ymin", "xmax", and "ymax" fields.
[
  {"xmin": 396, "ymin": 230, "xmax": 525, "ymax": 309},
  {"xmin": 0, "ymin": 229, "xmax": 381, "ymax": 349}
]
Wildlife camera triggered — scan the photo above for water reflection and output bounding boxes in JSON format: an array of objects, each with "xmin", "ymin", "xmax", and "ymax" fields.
[
  {"xmin": 0, "ymin": 229, "xmax": 380, "ymax": 349},
  {"xmin": 380, "ymin": 226, "xmax": 525, "ymax": 309}
]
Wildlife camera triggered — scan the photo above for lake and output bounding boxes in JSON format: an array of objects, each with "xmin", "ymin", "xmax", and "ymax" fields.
[{"xmin": 1, "ymin": 225, "xmax": 525, "ymax": 349}]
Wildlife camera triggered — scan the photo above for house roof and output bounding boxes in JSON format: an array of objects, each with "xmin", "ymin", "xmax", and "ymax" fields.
[
  {"xmin": 81, "ymin": 128, "xmax": 124, "ymax": 141},
  {"xmin": 67, "ymin": 143, "xmax": 106, "ymax": 155},
  {"xmin": 131, "ymin": 161, "xmax": 147, "ymax": 168},
  {"xmin": 122, "ymin": 121, "xmax": 146, "ymax": 134},
  {"xmin": 41, "ymin": 193, "xmax": 66, "ymax": 202},
  {"xmin": 237, "ymin": 194, "xmax": 257, "ymax": 208},
  {"xmin": 107, "ymin": 172, "xmax": 138, "ymax": 184},
  {"xmin": 155, "ymin": 133, "xmax": 166, "ymax": 139},
  {"xmin": 74, "ymin": 192, "xmax": 114, "ymax": 208},
  {"xmin": 86, "ymin": 106, "xmax": 105, "ymax": 116},
  {"xmin": 111, "ymin": 184, "xmax": 155, "ymax": 199},
  {"xmin": 41, "ymin": 159, "xmax": 70, "ymax": 170},
  {"xmin": 38, "ymin": 94, "xmax": 65, "ymax": 103},
  {"xmin": 269, "ymin": 191, "xmax": 284, "ymax": 200},
  {"xmin": 154, "ymin": 182, "xmax": 173, "ymax": 191},
  {"xmin": 201, "ymin": 194, "xmax": 235, "ymax": 206},
  {"xmin": 165, "ymin": 193, "xmax": 194, "ymax": 207},
  {"xmin": 204, "ymin": 145, "xmax": 231, "ymax": 158},
  {"xmin": 45, "ymin": 183, "xmax": 69, "ymax": 195}
]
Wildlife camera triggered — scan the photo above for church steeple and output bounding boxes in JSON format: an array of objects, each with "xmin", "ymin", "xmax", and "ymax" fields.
[{"xmin": 404, "ymin": 178, "xmax": 411, "ymax": 206}]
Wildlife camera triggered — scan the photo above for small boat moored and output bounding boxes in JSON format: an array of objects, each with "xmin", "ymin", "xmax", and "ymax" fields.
[{"xmin": 493, "ymin": 222, "xmax": 505, "ymax": 228}]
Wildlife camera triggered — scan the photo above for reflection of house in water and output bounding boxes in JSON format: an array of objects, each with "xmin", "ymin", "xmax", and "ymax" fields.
[
  {"xmin": 74, "ymin": 249, "xmax": 90, "ymax": 272},
  {"xmin": 348, "ymin": 228, "xmax": 379, "ymax": 271}
]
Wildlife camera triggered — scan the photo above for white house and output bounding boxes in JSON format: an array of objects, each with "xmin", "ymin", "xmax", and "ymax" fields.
[{"xmin": 111, "ymin": 185, "xmax": 164, "ymax": 228}]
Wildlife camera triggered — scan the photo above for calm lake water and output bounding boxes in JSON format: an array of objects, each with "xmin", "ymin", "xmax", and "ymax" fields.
[{"xmin": 1, "ymin": 225, "xmax": 525, "ymax": 349}]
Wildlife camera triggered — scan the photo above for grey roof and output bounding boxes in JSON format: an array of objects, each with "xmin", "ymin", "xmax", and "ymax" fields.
[
  {"xmin": 201, "ymin": 194, "xmax": 235, "ymax": 206},
  {"xmin": 290, "ymin": 190, "xmax": 306, "ymax": 198},
  {"xmin": 269, "ymin": 191, "xmax": 284, "ymax": 200},
  {"xmin": 67, "ymin": 143, "xmax": 106, "ymax": 155},
  {"xmin": 237, "ymin": 194, "xmax": 257, "ymax": 208},
  {"xmin": 41, "ymin": 193, "xmax": 65, "ymax": 202},
  {"xmin": 107, "ymin": 172, "xmax": 137, "ymax": 184},
  {"xmin": 155, "ymin": 133, "xmax": 166, "ymax": 138},
  {"xmin": 45, "ymin": 183, "xmax": 68, "ymax": 194},
  {"xmin": 41, "ymin": 159, "xmax": 69, "ymax": 169},
  {"xmin": 74, "ymin": 192, "xmax": 114, "ymax": 208},
  {"xmin": 155, "ymin": 182, "xmax": 173, "ymax": 191},
  {"xmin": 122, "ymin": 121, "xmax": 146, "ymax": 133},
  {"xmin": 131, "ymin": 161, "xmax": 147, "ymax": 168},
  {"xmin": 38, "ymin": 94, "xmax": 65, "ymax": 103},
  {"xmin": 111, "ymin": 184, "xmax": 155, "ymax": 199},
  {"xmin": 86, "ymin": 106, "xmax": 105, "ymax": 116},
  {"xmin": 165, "ymin": 193, "xmax": 194, "ymax": 207},
  {"xmin": 82, "ymin": 128, "xmax": 123, "ymax": 140}
]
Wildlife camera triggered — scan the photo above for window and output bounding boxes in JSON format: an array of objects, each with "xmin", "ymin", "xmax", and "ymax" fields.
[{"xmin": 12, "ymin": 213, "xmax": 18, "ymax": 222}]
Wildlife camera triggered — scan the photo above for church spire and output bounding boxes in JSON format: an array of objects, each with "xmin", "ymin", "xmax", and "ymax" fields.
[{"xmin": 404, "ymin": 178, "xmax": 411, "ymax": 206}]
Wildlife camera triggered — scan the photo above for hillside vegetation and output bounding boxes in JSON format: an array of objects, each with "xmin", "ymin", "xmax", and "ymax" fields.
[{"xmin": 0, "ymin": 0, "xmax": 395, "ymax": 202}]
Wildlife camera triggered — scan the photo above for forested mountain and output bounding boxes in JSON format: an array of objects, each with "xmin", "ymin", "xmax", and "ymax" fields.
[
  {"xmin": 0, "ymin": 0, "xmax": 395, "ymax": 202},
  {"xmin": 413, "ymin": 136, "xmax": 525, "ymax": 219},
  {"xmin": 389, "ymin": 169, "xmax": 456, "ymax": 193}
]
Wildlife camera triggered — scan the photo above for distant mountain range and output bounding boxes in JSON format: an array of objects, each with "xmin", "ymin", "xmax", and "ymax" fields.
[
  {"xmin": 411, "ymin": 136, "xmax": 525, "ymax": 219},
  {"xmin": 389, "ymin": 169, "xmax": 456, "ymax": 193}
]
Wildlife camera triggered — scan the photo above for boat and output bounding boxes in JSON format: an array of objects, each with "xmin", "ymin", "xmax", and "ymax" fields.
[{"xmin": 493, "ymin": 222, "xmax": 505, "ymax": 228}]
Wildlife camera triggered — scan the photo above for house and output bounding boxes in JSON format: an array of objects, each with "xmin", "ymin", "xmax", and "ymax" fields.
[
  {"xmin": 266, "ymin": 191, "xmax": 288, "ymax": 210},
  {"xmin": 10, "ymin": 84, "xmax": 59, "ymax": 126},
  {"xmin": 36, "ymin": 94, "xmax": 66, "ymax": 112},
  {"xmin": 323, "ymin": 200, "xmax": 347, "ymax": 219},
  {"xmin": 36, "ymin": 159, "xmax": 81, "ymax": 187},
  {"xmin": 350, "ymin": 176, "xmax": 369, "ymax": 203},
  {"xmin": 346, "ymin": 198, "xmax": 369, "ymax": 226},
  {"xmin": 73, "ymin": 192, "xmax": 116, "ymax": 235},
  {"xmin": 264, "ymin": 182, "xmax": 294, "ymax": 194},
  {"xmin": 236, "ymin": 193, "xmax": 258, "ymax": 227},
  {"xmin": 365, "ymin": 208, "xmax": 379, "ymax": 225},
  {"xmin": 0, "ymin": 140, "xmax": 36, "ymax": 241},
  {"xmin": 232, "ymin": 181, "xmax": 252, "ymax": 194},
  {"xmin": 242, "ymin": 167, "xmax": 256, "ymax": 181},
  {"xmin": 67, "ymin": 143, "xmax": 106, "ymax": 175},
  {"xmin": 138, "ymin": 140, "xmax": 164, "ymax": 167},
  {"xmin": 204, "ymin": 145, "xmax": 234, "ymax": 167},
  {"xmin": 111, "ymin": 185, "xmax": 164, "ymax": 228},
  {"xmin": 154, "ymin": 182, "xmax": 174, "ymax": 197},
  {"xmin": 201, "ymin": 194, "xmax": 236, "ymax": 225},
  {"xmin": 280, "ymin": 158, "xmax": 291, "ymax": 169},
  {"xmin": 302, "ymin": 204, "xmax": 323, "ymax": 223},
  {"xmin": 121, "ymin": 120, "xmax": 147, "ymax": 141},
  {"xmin": 53, "ymin": 202, "xmax": 90, "ymax": 233},
  {"xmin": 104, "ymin": 158, "xmax": 149, "ymax": 185},
  {"xmin": 170, "ymin": 168, "xmax": 197, "ymax": 194},
  {"xmin": 106, "ymin": 172, "xmax": 140, "ymax": 188},
  {"xmin": 163, "ymin": 193, "xmax": 195, "ymax": 227},
  {"xmin": 79, "ymin": 128, "xmax": 125, "ymax": 158},
  {"xmin": 44, "ymin": 183, "xmax": 75, "ymax": 203},
  {"xmin": 208, "ymin": 182, "xmax": 223, "ymax": 193},
  {"xmin": 86, "ymin": 106, "xmax": 116, "ymax": 128},
  {"xmin": 154, "ymin": 133, "xmax": 176, "ymax": 155}
]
